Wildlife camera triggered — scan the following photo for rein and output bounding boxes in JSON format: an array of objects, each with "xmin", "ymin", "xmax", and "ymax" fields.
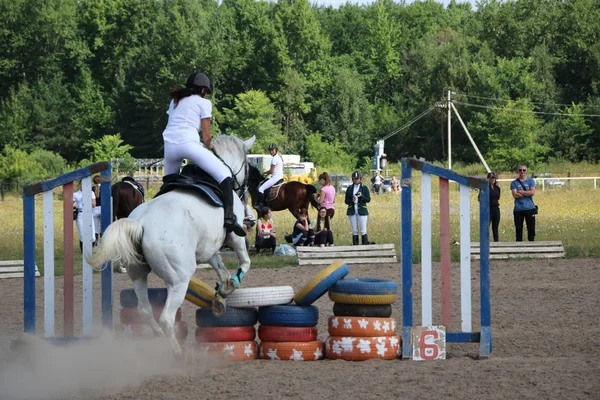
[{"xmin": 213, "ymin": 147, "xmax": 249, "ymax": 201}]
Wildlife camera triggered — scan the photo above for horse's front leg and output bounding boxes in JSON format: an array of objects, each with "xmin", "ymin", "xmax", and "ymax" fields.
[
  {"xmin": 208, "ymin": 254, "xmax": 230, "ymax": 317},
  {"xmin": 226, "ymin": 234, "xmax": 251, "ymax": 289}
]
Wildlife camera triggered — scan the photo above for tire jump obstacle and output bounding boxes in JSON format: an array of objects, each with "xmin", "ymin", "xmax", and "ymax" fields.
[
  {"xmin": 22, "ymin": 162, "xmax": 113, "ymax": 338},
  {"xmin": 20, "ymin": 160, "xmax": 491, "ymax": 361},
  {"xmin": 400, "ymin": 158, "xmax": 492, "ymax": 359}
]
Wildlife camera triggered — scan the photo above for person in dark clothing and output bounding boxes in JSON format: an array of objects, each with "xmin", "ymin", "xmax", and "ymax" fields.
[
  {"xmin": 314, "ymin": 206, "xmax": 334, "ymax": 247},
  {"xmin": 479, "ymin": 171, "xmax": 501, "ymax": 242},
  {"xmin": 291, "ymin": 208, "xmax": 315, "ymax": 246}
]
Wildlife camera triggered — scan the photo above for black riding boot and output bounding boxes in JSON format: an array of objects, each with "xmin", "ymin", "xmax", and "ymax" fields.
[
  {"xmin": 352, "ymin": 235, "xmax": 359, "ymax": 245},
  {"xmin": 253, "ymin": 191, "xmax": 265, "ymax": 211},
  {"xmin": 361, "ymin": 234, "xmax": 373, "ymax": 245},
  {"xmin": 219, "ymin": 177, "xmax": 246, "ymax": 237}
]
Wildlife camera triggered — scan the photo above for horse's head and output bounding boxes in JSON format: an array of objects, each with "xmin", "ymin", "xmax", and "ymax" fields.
[{"xmin": 213, "ymin": 135, "xmax": 256, "ymax": 195}]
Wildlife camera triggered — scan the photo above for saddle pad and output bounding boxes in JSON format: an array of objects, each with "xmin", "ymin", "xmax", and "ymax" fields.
[{"xmin": 156, "ymin": 183, "xmax": 223, "ymax": 207}]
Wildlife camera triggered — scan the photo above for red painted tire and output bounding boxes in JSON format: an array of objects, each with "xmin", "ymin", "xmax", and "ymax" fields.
[
  {"xmin": 195, "ymin": 326, "xmax": 256, "ymax": 343},
  {"xmin": 258, "ymin": 326, "xmax": 318, "ymax": 342},
  {"xmin": 116, "ymin": 320, "xmax": 188, "ymax": 340},
  {"xmin": 195, "ymin": 341, "xmax": 258, "ymax": 361},
  {"xmin": 119, "ymin": 306, "xmax": 182, "ymax": 324},
  {"xmin": 325, "ymin": 335, "xmax": 401, "ymax": 361},
  {"xmin": 259, "ymin": 341, "xmax": 325, "ymax": 361},
  {"xmin": 327, "ymin": 316, "xmax": 397, "ymax": 337}
]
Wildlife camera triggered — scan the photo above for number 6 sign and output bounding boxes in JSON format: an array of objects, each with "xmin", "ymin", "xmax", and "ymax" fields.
[{"xmin": 412, "ymin": 326, "xmax": 446, "ymax": 361}]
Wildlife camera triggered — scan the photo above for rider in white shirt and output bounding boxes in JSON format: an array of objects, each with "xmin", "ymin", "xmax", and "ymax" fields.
[{"xmin": 254, "ymin": 143, "xmax": 284, "ymax": 210}]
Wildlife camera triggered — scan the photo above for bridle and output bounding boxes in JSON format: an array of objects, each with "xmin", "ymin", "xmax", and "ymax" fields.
[{"xmin": 213, "ymin": 146, "xmax": 249, "ymax": 201}]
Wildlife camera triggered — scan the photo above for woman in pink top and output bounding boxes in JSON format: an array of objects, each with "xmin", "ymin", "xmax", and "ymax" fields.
[{"xmin": 315, "ymin": 172, "xmax": 336, "ymax": 218}]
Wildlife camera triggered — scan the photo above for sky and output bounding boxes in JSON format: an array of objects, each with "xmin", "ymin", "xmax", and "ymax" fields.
[{"xmin": 310, "ymin": 0, "xmax": 476, "ymax": 9}]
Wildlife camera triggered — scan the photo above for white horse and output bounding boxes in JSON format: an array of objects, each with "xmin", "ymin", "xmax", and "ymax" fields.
[{"xmin": 89, "ymin": 134, "xmax": 255, "ymax": 354}]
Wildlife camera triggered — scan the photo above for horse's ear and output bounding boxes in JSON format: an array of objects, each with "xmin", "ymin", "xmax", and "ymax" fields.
[{"xmin": 243, "ymin": 136, "xmax": 256, "ymax": 152}]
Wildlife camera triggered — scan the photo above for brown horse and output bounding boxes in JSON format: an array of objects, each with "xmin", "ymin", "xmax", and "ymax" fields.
[
  {"xmin": 111, "ymin": 178, "xmax": 144, "ymax": 220},
  {"xmin": 247, "ymin": 165, "xmax": 320, "ymax": 218}
]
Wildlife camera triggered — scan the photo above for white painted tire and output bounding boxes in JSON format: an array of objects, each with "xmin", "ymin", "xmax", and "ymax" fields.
[{"xmin": 225, "ymin": 286, "xmax": 295, "ymax": 308}]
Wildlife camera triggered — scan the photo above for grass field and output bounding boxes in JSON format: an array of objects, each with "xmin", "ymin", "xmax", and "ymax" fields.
[{"xmin": 1, "ymin": 176, "xmax": 599, "ymax": 276}]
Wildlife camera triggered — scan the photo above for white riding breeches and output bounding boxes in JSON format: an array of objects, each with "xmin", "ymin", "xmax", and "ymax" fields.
[
  {"xmin": 258, "ymin": 176, "xmax": 281, "ymax": 194},
  {"xmin": 92, "ymin": 206, "xmax": 102, "ymax": 234},
  {"xmin": 76, "ymin": 212, "xmax": 96, "ymax": 243},
  {"xmin": 164, "ymin": 141, "xmax": 231, "ymax": 183},
  {"xmin": 348, "ymin": 214, "xmax": 368, "ymax": 235}
]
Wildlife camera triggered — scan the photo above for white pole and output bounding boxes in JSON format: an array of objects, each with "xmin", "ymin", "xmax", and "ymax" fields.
[
  {"xmin": 421, "ymin": 173, "xmax": 432, "ymax": 326},
  {"xmin": 448, "ymin": 90, "xmax": 452, "ymax": 170},
  {"xmin": 43, "ymin": 190, "xmax": 55, "ymax": 337},
  {"xmin": 450, "ymin": 102, "xmax": 491, "ymax": 173}
]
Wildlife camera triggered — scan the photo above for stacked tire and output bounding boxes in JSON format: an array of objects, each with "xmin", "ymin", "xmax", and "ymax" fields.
[
  {"xmin": 255, "ymin": 261, "xmax": 351, "ymax": 361},
  {"xmin": 117, "ymin": 288, "xmax": 188, "ymax": 343},
  {"xmin": 325, "ymin": 278, "xmax": 401, "ymax": 360},
  {"xmin": 195, "ymin": 307, "xmax": 259, "ymax": 361},
  {"xmin": 258, "ymin": 305, "xmax": 324, "ymax": 361},
  {"xmin": 195, "ymin": 285, "xmax": 296, "ymax": 361}
]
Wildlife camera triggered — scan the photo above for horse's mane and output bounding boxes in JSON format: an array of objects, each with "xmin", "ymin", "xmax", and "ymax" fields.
[
  {"xmin": 213, "ymin": 134, "xmax": 243, "ymax": 155},
  {"xmin": 248, "ymin": 165, "xmax": 262, "ymax": 182}
]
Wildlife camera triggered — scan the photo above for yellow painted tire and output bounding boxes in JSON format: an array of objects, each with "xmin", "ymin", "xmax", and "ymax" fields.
[
  {"xmin": 293, "ymin": 261, "xmax": 350, "ymax": 305},
  {"xmin": 327, "ymin": 292, "xmax": 396, "ymax": 305},
  {"xmin": 186, "ymin": 277, "xmax": 216, "ymax": 308}
]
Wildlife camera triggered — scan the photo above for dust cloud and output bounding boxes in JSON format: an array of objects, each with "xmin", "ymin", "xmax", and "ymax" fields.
[{"xmin": 0, "ymin": 331, "xmax": 208, "ymax": 400}]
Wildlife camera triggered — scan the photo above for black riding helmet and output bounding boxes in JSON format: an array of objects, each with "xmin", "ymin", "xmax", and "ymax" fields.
[
  {"xmin": 352, "ymin": 171, "xmax": 361, "ymax": 179},
  {"xmin": 185, "ymin": 72, "xmax": 212, "ymax": 93},
  {"xmin": 268, "ymin": 143, "xmax": 278, "ymax": 150}
]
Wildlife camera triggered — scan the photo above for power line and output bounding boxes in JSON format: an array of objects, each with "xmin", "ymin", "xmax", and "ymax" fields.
[
  {"xmin": 453, "ymin": 101, "xmax": 600, "ymax": 118},
  {"xmin": 454, "ymin": 92, "xmax": 600, "ymax": 110},
  {"xmin": 379, "ymin": 105, "xmax": 437, "ymax": 141}
]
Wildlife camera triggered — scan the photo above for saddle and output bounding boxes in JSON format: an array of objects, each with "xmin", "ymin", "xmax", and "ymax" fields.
[
  {"xmin": 262, "ymin": 179, "xmax": 284, "ymax": 203},
  {"xmin": 155, "ymin": 164, "xmax": 224, "ymax": 207}
]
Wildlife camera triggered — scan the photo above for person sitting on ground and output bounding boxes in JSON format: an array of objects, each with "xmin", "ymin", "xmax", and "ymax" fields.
[
  {"xmin": 314, "ymin": 206, "xmax": 334, "ymax": 247},
  {"xmin": 255, "ymin": 207, "xmax": 277, "ymax": 254},
  {"xmin": 291, "ymin": 208, "xmax": 315, "ymax": 247}
]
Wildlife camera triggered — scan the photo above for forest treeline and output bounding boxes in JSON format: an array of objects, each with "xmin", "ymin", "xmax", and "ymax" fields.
[{"xmin": 1, "ymin": 0, "xmax": 599, "ymax": 181}]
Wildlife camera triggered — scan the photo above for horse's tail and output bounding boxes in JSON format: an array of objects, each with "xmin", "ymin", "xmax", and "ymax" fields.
[
  {"xmin": 87, "ymin": 219, "xmax": 143, "ymax": 268},
  {"xmin": 307, "ymin": 184, "xmax": 320, "ymax": 209}
]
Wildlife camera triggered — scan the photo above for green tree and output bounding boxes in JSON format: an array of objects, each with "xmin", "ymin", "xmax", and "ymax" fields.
[
  {"xmin": 305, "ymin": 133, "xmax": 356, "ymax": 171},
  {"xmin": 221, "ymin": 90, "xmax": 284, "ymax": 152},
  {"xmin": 0, "ymin": 146, "xmax": 42, "ymax": 183}
]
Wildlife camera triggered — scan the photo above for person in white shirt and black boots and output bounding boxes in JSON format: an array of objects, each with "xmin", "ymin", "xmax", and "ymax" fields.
[
  {"xmin": 345, "ymin": 171, "xmax": 373, "ymax": 245},
  {"xmin": 92, "ymin": 175, "xmax": 103, "ymax": 242},
  {"xmin": 161, "ymin": 72, "xmax": 245, "ymax": 237},
  {"xmin": 253, "ymin": 143, "xmax": 284, "ymax": 210},
  {"xmin": 479, "ymin": 171, "xmax": 501, "ymax": 242}
]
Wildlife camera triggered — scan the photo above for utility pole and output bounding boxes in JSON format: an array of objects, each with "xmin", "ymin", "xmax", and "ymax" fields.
[{"xmin": 447, "ymin": 90, "xmax": 452, "ymax": 170}]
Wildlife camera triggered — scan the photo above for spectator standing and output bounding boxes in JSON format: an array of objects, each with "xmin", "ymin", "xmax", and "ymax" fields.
[
  {"xmin": 371, "ymin": 171, "xmax": 382, "ymax": 194},
  {"xmin": 92, "ymin": 175, "xmax": 102, "ymax": 242},
  {"xmin": 315, "ymin": 172, "xmax": 336, "ymax": 218},
  {"xmin": 510, "ymin": 164, "xmax": 537, "ymax": 241},
  {"xmin": 345, "ymin": 171, "xmax": 372, "ymax": 245},
  {"xmin": 73, "ymin": 180, "xmax": 96, "ymax": 252},
  {"xmin": 390, "ymin": 175, "xmax": 400, "ymax": 194},
  {"xmin": 478, "ymin": 172, "xmax": 501, "ymax": 242}
]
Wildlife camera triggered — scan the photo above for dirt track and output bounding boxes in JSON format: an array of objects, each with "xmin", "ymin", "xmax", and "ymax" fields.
[{"xmin": 0, "ymin": 259, "xmax": 599, "ymax": 399}]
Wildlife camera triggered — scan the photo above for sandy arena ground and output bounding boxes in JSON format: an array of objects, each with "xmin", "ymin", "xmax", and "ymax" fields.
[{"xmin": 0, "ymin": 258, "xmax": 599, "ymax": 399}]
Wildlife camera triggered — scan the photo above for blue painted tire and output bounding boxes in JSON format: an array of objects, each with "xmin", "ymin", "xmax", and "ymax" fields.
[
  {"xmin": 258, "ymin": 305, "xmax": 319, "ymax": 327},
  {"xmin": 195, "ymin": 307, "xmax": 258, "ymax": 327},
  {"xmin": 293, "ymin": 261, "xmax": 350, "ymax": 306},
  {"xmin": 328, "ymin": 278, "xmax": 398, "ymax": 305},
  {"xmin": 120, "ymin": 288, "xmax": 168, "ymax": 308}
]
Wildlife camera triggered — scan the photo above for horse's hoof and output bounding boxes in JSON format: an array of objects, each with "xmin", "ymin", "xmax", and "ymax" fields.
[
  {"xmin": 212, "ymin": 296, "xmax": 226, "ymax": 317},
  {"xmin": 219, "ymin": 279, "xmax": 237, "ymax": 296}
]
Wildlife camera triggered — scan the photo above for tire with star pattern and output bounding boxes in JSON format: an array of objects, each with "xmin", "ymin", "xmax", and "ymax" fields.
[
  {"xmin": 259, "ymin": 340, "xmax": 325, "ymax": 361},
  {"xmin": 327, "ymin": 316, "xmax": 397, "ymax": 337},
  {"xmin": 325, "ymin": 335, "xmax": 401, "ymax": 361},
  {"xmin": 195, "ymin": 341, "xmax": 258, "ymax": 361}
]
